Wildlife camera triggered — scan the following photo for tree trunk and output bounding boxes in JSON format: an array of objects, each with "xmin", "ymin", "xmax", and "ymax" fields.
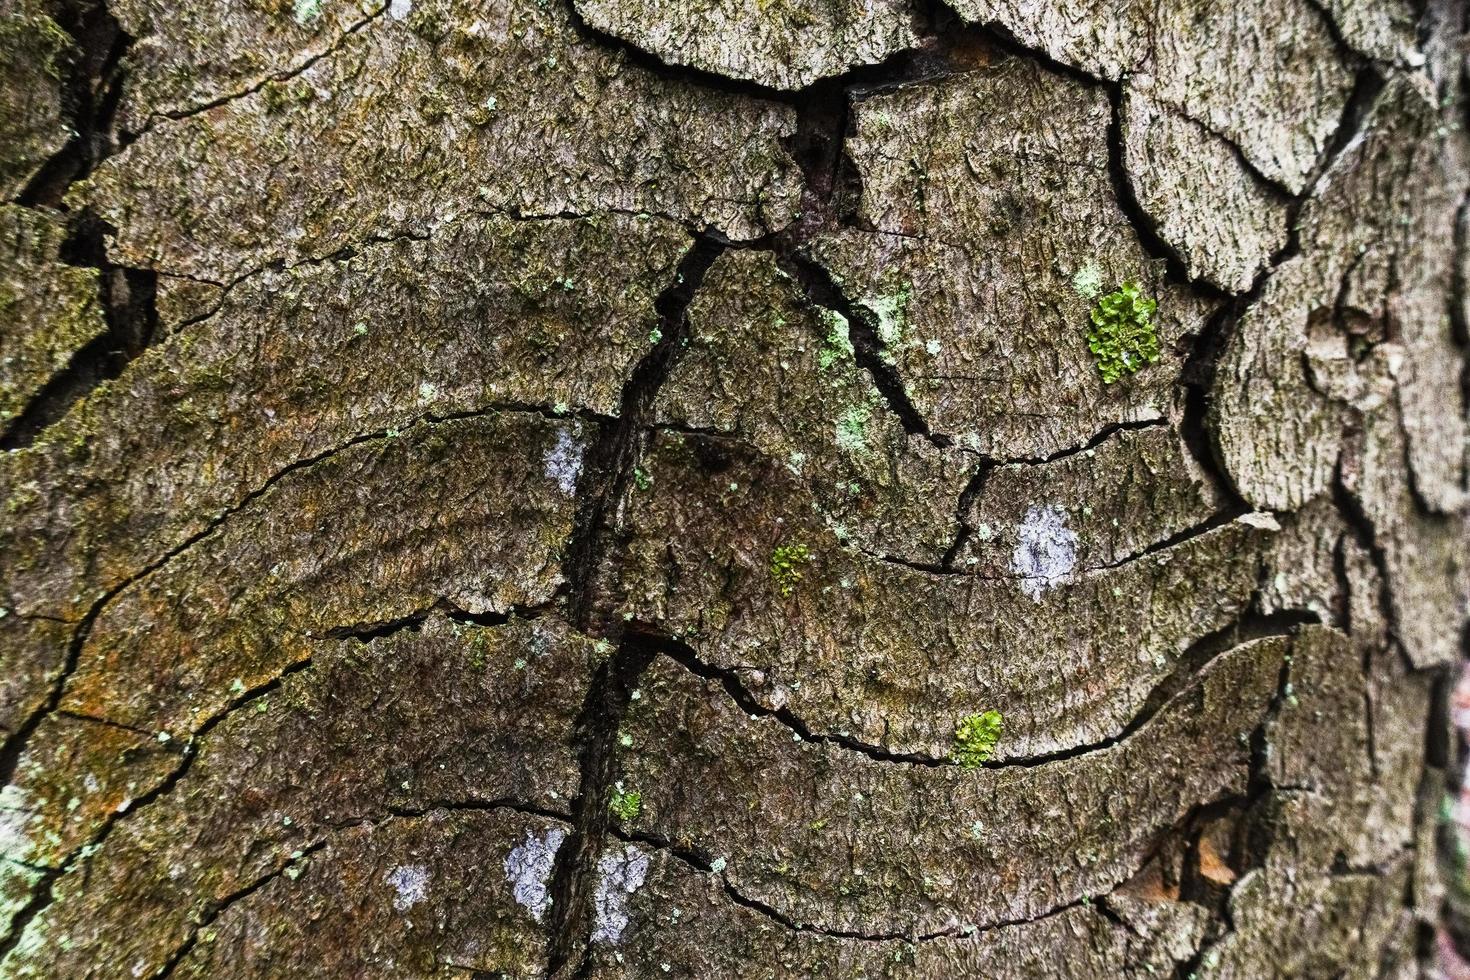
[{"xmin": 1, "ymin": 0, "xmax": 1467, "ymax": 975}]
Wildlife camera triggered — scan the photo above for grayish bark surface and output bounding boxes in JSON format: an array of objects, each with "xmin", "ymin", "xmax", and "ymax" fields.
[{"xmin": 1, "ymin": 0, "xmax": 1468, "ymax": 976}]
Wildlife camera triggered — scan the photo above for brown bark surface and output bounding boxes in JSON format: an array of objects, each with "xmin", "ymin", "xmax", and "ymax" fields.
[{"xmin": 1, "ymin": 0, "xmax": 1468, "ymax": 976}]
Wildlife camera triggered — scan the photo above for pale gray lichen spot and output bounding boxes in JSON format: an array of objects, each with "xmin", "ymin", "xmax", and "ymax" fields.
[
  {"xmin": 1010, "ymin": 504, "xmax": 1079, "ymax": 601},
  {"xmin": 503, "ymin": 827, "xmax": 566, "ymax": 922},
  {"xmin": 591, "ymin": 844, "xmax": 651, "ymax": 944},
  {"xmin": 1072, "ymin": 263, "xmax": 1104, "ymax": 299},
  {"xmin": 384, "ymin": 864, "xmax": 429, "ymax": 912},
  {"xmin": 835, "ymin": 403, "xmax": 872, "ymax": 456},
  {"xmin": 388, "ymin": 0, "xmax": 412, "ymax": 18},
  {"xmin": 292, "ymin": 0, "xmax": 325, "ymax": 26},
  {"xmin": 543, "ymin": 428, "xmax": 584, "ymax": 495},
  {"xmin": 0, "ymin": 786, "xmax": 35, "ymax": 864},
  {"xmin": 865, "ymin": 285, "xmax": 912, "ymax": 353}
]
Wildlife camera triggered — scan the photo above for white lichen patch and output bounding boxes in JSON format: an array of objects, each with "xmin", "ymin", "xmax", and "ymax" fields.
[
  {"xmin": 383, "ymin": 863, "xmax": 429, "ymax": 912},
  {"xmin": 0, "ymin": 786, "xmax": 36, "ymax": 864},
  {"xmin": 388, "ymin": 0, "xmax": 412, "ymax": 19},
  {"xmin": 503, "ymin": 827, "xmax": 566, "ymax": 922},
  {"xmin": 1072, "ymin": 263, "xmax": 1104, "ymax": 299},
  {"xmin": 292, "ymin": 0, "xmax": 324, "ymax": 26},
  {"xmin": 591, "ymin": 844, "xmax": 650, "ymax": 944},
  {"xmin": 1010, "ymin": 504, "xmax": 1079, "ymax": 601},
  {"xmin": 1236, "ymin": 511, "xmax": 1282, "ymax": 531},
  {"xmin": 864, "ymin": 286, "xmax": 912, "ymax": 354},
  {"xmin": 543, "ymin": 428, "xmax": 584, "ymax": 495}
]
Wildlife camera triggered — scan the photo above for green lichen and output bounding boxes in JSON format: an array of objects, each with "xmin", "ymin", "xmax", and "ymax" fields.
[
  {"xmin": 770, "ymin": 543, "xmax": 811, "ymax": 597},
  {"xmin": 609, "ymin": 784, "xmax": 642, "ymax": 821},
  {"xmin": 952, "ymin": 710, "xmax": 1003, "ymax": 768},
  {"xmin": 817, "ymin": 309, "xmax": 854, "ymax": 371},
  {"xmin": 1086, "ymin": 282, "xmax": 1160, "ymax": 384},
  {"xmin": 633, "ymin": 467, "xmax": 653, "ymax": 492},
  {"xmin": 467, "ymin": 633, "xmax": 488, "ymax": 670}
]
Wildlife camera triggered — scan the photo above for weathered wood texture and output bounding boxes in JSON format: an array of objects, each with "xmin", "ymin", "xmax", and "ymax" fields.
[{"xmin": 1, "ymin": 0, "xmax": 1467, "ymax": 976}]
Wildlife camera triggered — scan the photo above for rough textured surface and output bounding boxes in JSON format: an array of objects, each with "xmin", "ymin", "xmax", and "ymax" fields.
[
  {"xmin": 1120, "ymin": 86, "xmax": 1291, "ymax": 293},
  {"xmin": 87, "ymin": 0, "xmax": 800, "ymax": 283},
  {"xmin": 4, "ymin": 617, "xmax": 593, "ymax": 978},
  {"xmin": 0, "ymin": 206, "xmax": 106, "ymax": 440},
  {"xmin": 949, "ymin": 0, "xmax": 1359, "ymax": 192},
  {"xmin": 809, "ymin": 58, "xmax": 1210, "ymax": 457},
  {"xmin": 615, "ymin": 635, "xmax": 1281, "ymax": 936},
  {"xmin": 573, "ymin": 0, "xmax": 920, "ymax": 89},
  {"xmin": 655, "ymin": 248, "xmax": 974, "ymax": 566},
  {"xmin": 620, "ymin": 432, "xmax": 1266, "ymax": 762},
  {"xmin": 0, "ymin": 5, "xmax": 72, "ymax": 200},
  {"xmin": 0, "ymin": 212, "xmax": 686, "ymax": 621},
  {"xmin": 2, "ymin": 0, "xmax": 1466, "ymax": 975}
]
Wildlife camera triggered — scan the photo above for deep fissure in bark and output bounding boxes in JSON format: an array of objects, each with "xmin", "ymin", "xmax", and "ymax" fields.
[
  {"xmin": 544, "ymin": 236, "xmax": 723, "ymax": 975},
  {"xmin": 0, "ymin": 236, "xmax": 157, "ymax": 450},
  {"xmin": 3, "ymin": 0, "xmax": 160, "ymax": 451},
  {"xmin": 542, "ymin": 642, "xmax": 656, "ymax": 977},
  {"xmin": 15, "ymin": 0, "xmax": 128, "ymax": 209},
  {"xmin": 562, "ymin": 236, "xmax": 724, "ymax": 629},
  {"xmin": 0, "ymin": 0, "xmax": 1458, "ymax": 971}
]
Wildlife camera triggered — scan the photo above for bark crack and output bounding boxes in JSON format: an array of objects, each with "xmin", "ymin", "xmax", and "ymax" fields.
[
  {"xmin": 152, "ymin": 842, "xmax": 327, "ymax": 980},
  {"xmin": 134, "ymin": 3, "xmax": 390, "ymax": 134},
  {"xmin": 541, "ymin": 235, "xmax": 724, "ymax": 977},
  {"xmin": 3, "ymin": 0, "xmax": 160, "ymax": 450},
  {"xmin": 610, "ymin": 817, "xmax": 1198, "ymax": 948},
  {"xmin": 631, "ymin": 609, "xmax": 1308, "ymax": 772}
]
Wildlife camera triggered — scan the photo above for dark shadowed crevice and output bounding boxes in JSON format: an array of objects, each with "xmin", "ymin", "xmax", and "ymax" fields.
[
  {"xmin": 1303, "ymin": 66, "xmax": 1388, "ymax": 203},
  {"xmin": 0, "ymin": 240, "xmax": 157, "ymax": 450},
  {"xmin": 562, "ymin": 236, "xmax": 725, "ymax": 630},
  {"xmin": 542, "ymin": 641, "xmax": 656, "ymax": 978},
  {"xmin": 938, "ymin": 463, "xmax": 994, "ymax": 569},
  {"xmin": 1298, "ymin": 0, "xmax": 1383, "ymax": 70},
  {"xmin": 1172, "ymin": 64, "xmax": 1388, "ymax": 517},
  {"xmin": 317, "ymin": 592, "xmax": 563, "ymax": 642},
  {"xmin": 3, "ymin": 0, "xmax": 161, "ymax": 451},
  {"xmin": 384, "ymin": 799, "xmax": 573, "ymax": 825},
  {"xmin": 14, "ymin": 0, "xmax": 129, "ymax": 209},
  {"xmin": 1104, "ymin": 90, "xmax": 1231, "ymax": 299},
  {"xmin": 1330, "ymin": 444, "xmax": 1402, "ymax": 652},
  {"xmin": 1452, "ymin": 191, "xmax": 1470, "ymax": 477},
  {"xmin": 871, "ymin": 505, "xmax": 1243, "ymax": 580},
  {"xmin": 542, "ymin": 236, "xmax": 724, "ymax": 977},
  {"xmin": 0, "ymin": 868, "xmax": 59, "ymax": 963}
]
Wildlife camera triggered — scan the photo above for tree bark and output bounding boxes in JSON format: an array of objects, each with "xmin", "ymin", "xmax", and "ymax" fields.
[{"xmin": 1, "ymin": 0, "xmax": 1467, "ymax": 976}]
